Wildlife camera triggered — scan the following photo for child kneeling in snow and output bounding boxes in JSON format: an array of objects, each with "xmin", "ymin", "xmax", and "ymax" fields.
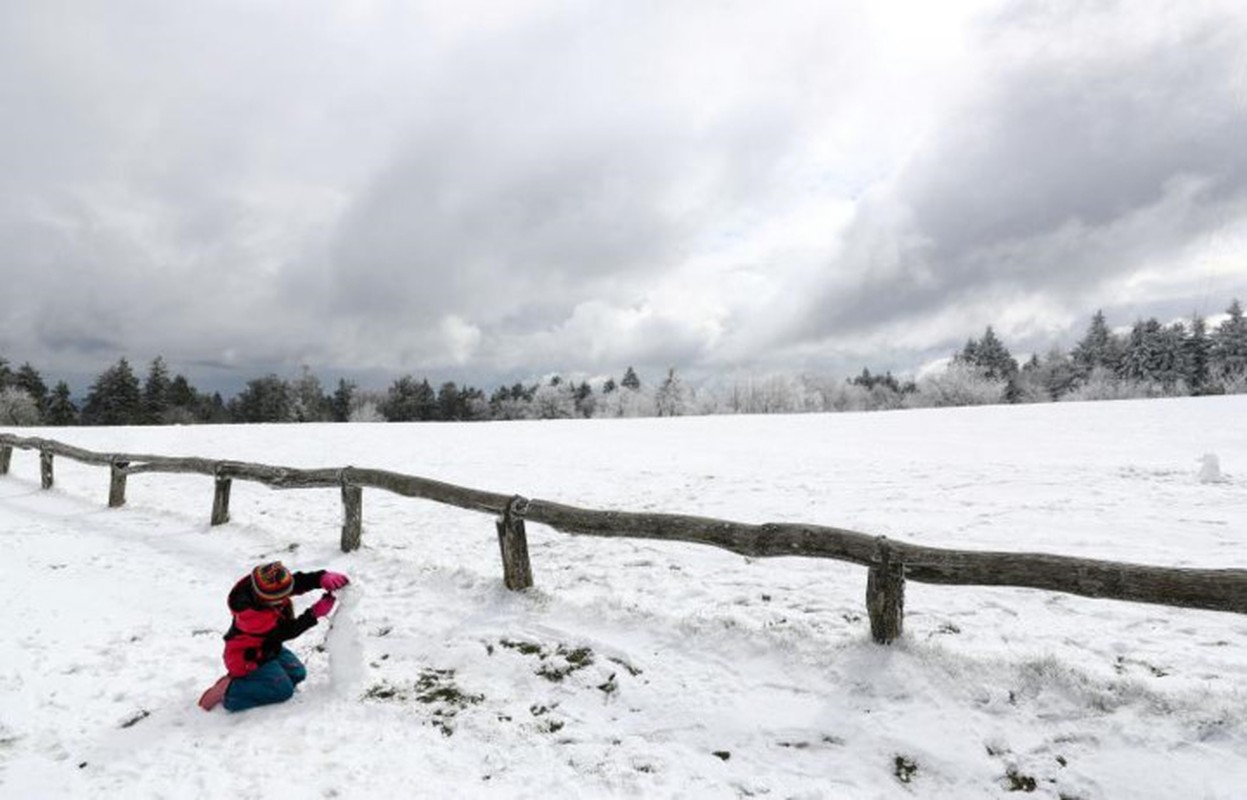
[{"xmin": 213, "ymin": 561, "xmax": 349, "ymax": 712}]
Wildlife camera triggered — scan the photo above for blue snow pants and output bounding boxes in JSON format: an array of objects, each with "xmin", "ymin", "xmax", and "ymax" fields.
[{"xmin": 223, "ymin": 647, "xmax": 307, "ymax": 712}]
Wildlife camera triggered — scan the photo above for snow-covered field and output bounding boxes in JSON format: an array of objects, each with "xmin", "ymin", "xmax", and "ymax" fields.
[{"xmin": 1, "ymin": 396, "xmax": 1245, "ymax": 799}]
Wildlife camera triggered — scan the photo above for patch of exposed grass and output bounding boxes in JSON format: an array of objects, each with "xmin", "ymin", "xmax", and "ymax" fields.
[
  {"xmin": 499, "ymin": 638, "xmax": 599, "ymax": 683},
  {"xmin": 894, "ymin": 755, "xmax": 918, "ymax": 784},
  {"xmin": 1004, "ymin": 767, "xmax": 1037, "ymax": 792},
  {"xmin": 363, "ymin": 669, "xmax": 483, "ymax": 737}
]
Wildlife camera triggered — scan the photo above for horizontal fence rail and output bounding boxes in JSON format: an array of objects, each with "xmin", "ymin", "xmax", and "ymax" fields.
[{"xmin": 2, "ymin": 432, "xmax": 1244, "ymax": 644}]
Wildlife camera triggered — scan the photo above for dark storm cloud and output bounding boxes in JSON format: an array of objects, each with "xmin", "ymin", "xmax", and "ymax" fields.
[
  {"xmin": 789, "ymin": 1, "xmax": 1247, "ymax": 345},
  {"xmin": 2, "ymin": 0, "xmax": 1244, "ymax": 392},
  {"xmin": 316, "ymin": 64, "xmax": 801, "ymax": 325}
]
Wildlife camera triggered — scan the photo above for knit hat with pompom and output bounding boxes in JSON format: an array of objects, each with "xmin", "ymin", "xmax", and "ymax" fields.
[{"xmin": 251, "ymin": 561, "xmax": 293, "ymax": 603}]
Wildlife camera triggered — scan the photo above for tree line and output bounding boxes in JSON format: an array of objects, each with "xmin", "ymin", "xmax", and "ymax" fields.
[{"xmin": 1, "ymin": 300, "xmax": 1244, "ymax": 427}]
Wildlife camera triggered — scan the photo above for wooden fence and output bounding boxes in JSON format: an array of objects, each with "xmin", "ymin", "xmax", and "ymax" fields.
[{"xmin": 2, "ymin": 432, "xmax": 1244, "ymax": 643}]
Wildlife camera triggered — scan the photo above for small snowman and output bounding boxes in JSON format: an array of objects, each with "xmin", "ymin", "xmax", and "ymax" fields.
[{"xmin": 1198, "ymin": 454, "xmax": 1225, "ymax": 484}]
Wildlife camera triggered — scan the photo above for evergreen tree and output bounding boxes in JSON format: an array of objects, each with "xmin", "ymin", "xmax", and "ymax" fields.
[
  {"xmin": 143, "ymin": 356, "xmax": 171, "ymax": 424},
  {"xmin": 81, "ymin": 358, "xmax": 143, "ymax": 426},
  {"xmin": 0, "ymin": 356, "xmax": 11, "ymax": 389},
  {"xmin": 15, "ymin": 363, "xmax": 48, "ymax": 416},
  {"xmin": 1016, "ymin": 349, "xmax": 1075, "ymax": 402},
  {"xmin": 230, "ymin": 375, "xmax": 293, "ymax": 423},
  {"xmin": 198, "ymin": 392, "xmax": 229, "ymax": 424},
  {"xmin": 1072, "ymin": 310, "xmax": 1121, "ymax": 378},
  {"xmin": 621, "ymin": 366, "xmax": 641, "ymax": 391},
  {"xmin": 978, "ymin": 327, "xmax": 1019, "ymax": 381},
  {"xmin": 45, "ymin": 381, "xmax": 78, "ymax": 425},
  {"xmin": 381, "ymin": 376, "xmax": 437, "ymax": 421},
  {"xmin": 459, "ymin": 386, "xmax": 487, "ymax": 420},
  {"xmin": 1156, "ymin": 321, "xmax": 1189, "ymax": 389},
  {"xmin": 957, "ymin": 338, "xmax": 979, "ymax": 369},
  {"xmin": 1184, "ymin": 314, "xmax": 1213, "ymax": 392},
  {"xmin": 155, "ymin": 373, "xmax": 199, "ymax": 424},
  {"xmin": 488, "ymin": 383, "xmax": 531, "ymax": 420},
  {"xmin": 330, "ymin": 379, "xmax": 355, "ymax": 422},
  {"xmin": 168, "ymin": 374, "xmax": 196, "ymax": 408},
  {"xmin": 437, "ymin": 381, "xmax": 462, "ymax": 421},
  {"xmin": 954, "ymin": 327, "xmax": 1017, "ymax": 381},
  {"xmin": 1120, "ymin": 320, "xmax": 1152, "ymax": 382},
  {"xmin": 851, "ymin": 368, "xmax": 905, "ymax": 393},
  {"xmin": 952, "ymin": 327, "xmax": 1018, "ymax": 400},
  {"xmin": 573, "ymin": 381, "xmax": 595, "ymax": 418},
  {"xmin": 601, "ymin": 377, "xmax": 617, "ymax": 394},
  {"xmin": 1212, "ymin": 299, "xmax": 1247, "ymax": 379}
]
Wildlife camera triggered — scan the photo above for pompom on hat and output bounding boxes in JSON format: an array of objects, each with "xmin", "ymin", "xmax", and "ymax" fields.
[{"xmin": 251, "ymin": 561, "xmax": 294, "ymax": 603}]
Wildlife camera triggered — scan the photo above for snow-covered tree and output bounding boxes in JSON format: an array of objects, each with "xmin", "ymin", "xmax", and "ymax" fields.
[
  {"xmin": 348, "ymin": 399, "xmax": 386, "ymax": 423},
  {"xmin": 0, "ymin": 387, "xmax": 40, "ymax": 425},
  {"xmin": 489, "ymin": 383, "xmax": 536, "ymax": 420},
  {"xmin": 1212, "ymin": 299, "xmax": 1247, "ymax": 381},
  {"xmin": 906, "ymin": 362, "xmax": 1007, "ymax": 408},
  {"xmin": 1184, "ymin": 314, "xmax": 1213, "ymax": 392},
  {"xmin": 956, "ymin": 327, "xmax": 1018, "ymax": 382},
  {"xmin": 1060, "ymin": 367, "xmax": 1178, "ymax": 402},
  {"xmin": 1071, "ymin": 310, "xmax": 1120, "ymax": 378},
  {"xmin": 292, "ymin": 365, "xmax": 329, "ymax": 422},
  {"xmin": 594, "ymin": 382, "xmax": 654, "ymax": 418},
  {"xmin": 1013, "ymin": 350, "xmax": 1067, "ymax": 401},
  {"xmin": 572, "ymin": 382, "xmax": 595, "ymax": 418},
  {"xmin": 655, "ymin": 368, "xmax": 687, "ymax": 417},
  {"xmin": 531, "ymin": 381, "xmax": 576, "ymax": 419},
  {"xmin": 13, "ymin": 363, "xmax": 48, "ymax": 417}
]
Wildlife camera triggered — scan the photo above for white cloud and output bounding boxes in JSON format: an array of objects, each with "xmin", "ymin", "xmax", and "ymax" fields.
[{"xmin": 1, "ymin": 0, "xmax": 1245, "ymax": 391}]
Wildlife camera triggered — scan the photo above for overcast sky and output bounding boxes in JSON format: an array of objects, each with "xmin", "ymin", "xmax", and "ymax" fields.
[{"xmin": 2, "ymin": 0, "xmax": 1245, "ymax": 393}]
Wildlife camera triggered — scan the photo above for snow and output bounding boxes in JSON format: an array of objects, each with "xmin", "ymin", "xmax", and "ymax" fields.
[
  {"xmin": 1, "ymin": 395, "xmax": 1245, "ymax": 798},
  {"xmin": 325, "ymin": 586, "xmax": 366, "ymax": 698}
]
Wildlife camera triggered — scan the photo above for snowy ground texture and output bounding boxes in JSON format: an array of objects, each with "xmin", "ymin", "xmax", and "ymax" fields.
[{"xmin": 2, "ymin": 396, "xmax": 1245, "ymax": 799}]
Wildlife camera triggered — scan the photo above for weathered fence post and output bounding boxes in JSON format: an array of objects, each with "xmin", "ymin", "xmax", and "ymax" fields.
[
  {"xmin": 0, "ymin": 445, "xmax": 11, "ymax": 475},
  {"xmin": 340, "ymin": 468, "xmax": 362, "ymax": 552},
  {"xmin": 108, "ymin": 458, "xmax": 129, "ymax": 508},
  {"xmin": 866, "ymin": 536, "xmax": 905, "ymax": 644},
  {"xmin": 496, "ymin": 495, "xmax": 534, "ymax": 591},
  {"xmin": 39, "ymin": 448, "xmax": 54, "ymax": 489},
  {"xmin": 211, "ymin": 465, "xmax": 232, "ymax": 526}
]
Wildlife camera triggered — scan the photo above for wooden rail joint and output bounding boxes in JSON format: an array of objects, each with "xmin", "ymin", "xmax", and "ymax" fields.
[
  {"xmin": 497, "ymin": 494, "xmax": 534, "ymax": 591},
  {"xmin": 867, "ymin": 536, "xmax": 906, "ymax": 644}
]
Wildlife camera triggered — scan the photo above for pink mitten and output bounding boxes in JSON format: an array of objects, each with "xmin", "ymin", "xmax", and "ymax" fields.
[
  {"xmin": 320, "ymin": 571, "xmax": 350, "ymax": 591},
  {"xmin": 310, "ymin": 592, "xmax": 337, "ymax": 618}
]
